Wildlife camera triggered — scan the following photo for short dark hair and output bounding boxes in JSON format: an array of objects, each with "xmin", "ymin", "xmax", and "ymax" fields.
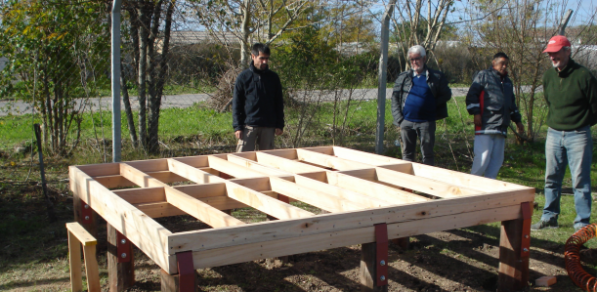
[
  {"xmin": 493, "ymin": 52, "xmax": 509, "ymax": 60},
  {"xmin": 251, "ymin": 43, "xmax": 270, "ymax": 56}
]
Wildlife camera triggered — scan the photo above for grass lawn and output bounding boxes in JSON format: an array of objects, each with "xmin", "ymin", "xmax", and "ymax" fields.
[{"xmin": 2, "ymin": 94, "xmax": 597, "ymax": 291}]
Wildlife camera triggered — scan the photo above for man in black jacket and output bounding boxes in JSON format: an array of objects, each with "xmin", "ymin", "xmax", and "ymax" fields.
[
  {"xmin": 466, "ymin": 52, "xmax": 524, "ymax": 179},
  {"xmin": 391, "ymin": 45, "xmax": 452, "ymax": 165},
  {"xmin": 233, "ymin": 43, "xmax": 284, "ymax": 152}
]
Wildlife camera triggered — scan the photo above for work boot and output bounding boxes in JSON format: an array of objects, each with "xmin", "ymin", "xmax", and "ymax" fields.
[{"xmin": 531, "ymin": 218, "xmax": 558, "ymax": 230}]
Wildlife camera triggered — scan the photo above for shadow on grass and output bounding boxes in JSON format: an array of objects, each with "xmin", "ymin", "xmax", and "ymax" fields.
[{"xmin": 0, "ymin": 271, "xmax": 108, "ymax": 290}]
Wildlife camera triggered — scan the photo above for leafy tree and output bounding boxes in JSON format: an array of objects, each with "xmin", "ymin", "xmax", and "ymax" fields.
[
  {"xmin": 120, "ymin": 0, "xmax": 176, "ymax": 153},
  {"xmin": 191, "ymin": 0, "xmax": 309, "ymax": 68},
  {"xmin": 0, "ymin": 0, "xmax": 110, "ymax": 155}
]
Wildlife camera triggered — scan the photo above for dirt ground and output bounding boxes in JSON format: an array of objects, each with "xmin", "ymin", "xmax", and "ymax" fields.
[{"xmin": 101, "ymin": 224, "xmax": 577, "ymax": 292}]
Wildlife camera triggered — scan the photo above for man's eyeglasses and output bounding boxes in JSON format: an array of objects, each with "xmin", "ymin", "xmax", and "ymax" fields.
[{"xmin": 410, "ymin": 57, "xmax": 423, "ymax": 62}]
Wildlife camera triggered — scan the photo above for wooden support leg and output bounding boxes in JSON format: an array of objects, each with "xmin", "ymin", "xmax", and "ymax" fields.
[
  {"xmin": 498, "ymin": 202, "xmax": 531, "ymax": 292},
  {"xmin": 83, "ymin": 244, "xmax": 101, "ymax": 292},
  {"xmin": 68, "ymin": 231, "xmax": 83, "ymax": 292},
  {"xmin": 167, "ymin": 251, "xmax": 197, "ymax": 292},
  {"xmin": 360, "ymin": 224, "xmax": 389, "ymax": 292},
  {"xmin": 161, "ymin": 270, "xmax": 180, "ymax": 292},
  {"xmin": 107, "ymin": 224, "xmax": 135, "ymax": 292}
]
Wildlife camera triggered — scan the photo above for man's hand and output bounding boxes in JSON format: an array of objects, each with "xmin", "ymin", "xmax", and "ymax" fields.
[
  {"xmin": 275, "ymin": 128, "xmax": 283, "ymax": 136},
  {"xmin": 474, "ymin": 114, "xmax": 482, "ymax": 127},
  {"xmin": 234, "ymin": 130, "xmax": 242, "ymax": 140},
  {"xmin": 516, "ymin": 122, "xmax": 524, "ymax": 134}
]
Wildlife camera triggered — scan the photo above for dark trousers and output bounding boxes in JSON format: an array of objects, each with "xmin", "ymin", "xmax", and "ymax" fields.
[{"xmin": 400, "ymin": 119, "xmax": 436, "ymax": 166}]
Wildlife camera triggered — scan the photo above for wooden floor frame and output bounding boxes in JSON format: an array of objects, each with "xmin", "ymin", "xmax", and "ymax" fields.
[{"xmin": 69, "ymin": 146, "xmax": 535, "ymax": 290}]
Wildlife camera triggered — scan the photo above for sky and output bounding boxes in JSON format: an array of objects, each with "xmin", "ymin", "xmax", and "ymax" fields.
[{"xmin": 445, "ymin": 0, "xmax": 596, "ymax": 27}]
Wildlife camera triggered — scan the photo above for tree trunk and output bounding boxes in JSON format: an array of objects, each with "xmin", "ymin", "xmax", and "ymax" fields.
[
  {"xmin": 137, "ymin": 4, "xmax": 150, "ymax": 150},
  {"xmin": 121, "ymin": 60, "xmax": 138, "ymax": 147},
  {"xmin": 146, "ymin": 1, "xmax": 162, "ymax": 154},
  {"xmin": 239, "ymin": 0, "xmax": 251, "ymax": 68}
]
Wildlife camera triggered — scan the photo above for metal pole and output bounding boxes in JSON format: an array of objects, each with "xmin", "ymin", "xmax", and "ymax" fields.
[
  {"xmin": 375, "ymin": 0, "xmax": 397, "ymax": 154},
  {"xmin": 559, "ymin": 9, "xmax": 573, "ymax": 36},
  {"xmin": 112, "ymin": 0, "xmax": 123, "ymax": 162}
]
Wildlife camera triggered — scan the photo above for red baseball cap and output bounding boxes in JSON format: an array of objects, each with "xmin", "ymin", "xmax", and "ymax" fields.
[{"xmin": 543, "ymin": 35, "xmax": 572, "ymax": 53}]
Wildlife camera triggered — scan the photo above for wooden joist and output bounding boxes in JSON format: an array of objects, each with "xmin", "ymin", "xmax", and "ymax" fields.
[{"xmin": 119, "ymin": 163, "xmax": 246, "ymax": 228}]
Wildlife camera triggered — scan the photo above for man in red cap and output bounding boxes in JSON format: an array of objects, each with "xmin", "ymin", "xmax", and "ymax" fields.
[{"xmin": 532, "ymin": 35, "xmax": 597, "ymax": 231}]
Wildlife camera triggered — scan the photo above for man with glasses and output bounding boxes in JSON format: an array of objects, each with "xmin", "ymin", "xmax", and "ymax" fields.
[
  {"xmin": 465, "ymin": 52, "xmax": 524, "ymax": 179},
  {"xmin": 532, "ymin": 35, "xmax": 597, "ymax": 231},
  {"xmin": 391, "ymin": 45, "xmax": 452, "ymax": 165}
]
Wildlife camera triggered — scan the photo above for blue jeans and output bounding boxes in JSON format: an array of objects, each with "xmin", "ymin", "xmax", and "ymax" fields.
[{"xmin": 542, "ymin": 126, "xmax": 593, "ymax": 229}]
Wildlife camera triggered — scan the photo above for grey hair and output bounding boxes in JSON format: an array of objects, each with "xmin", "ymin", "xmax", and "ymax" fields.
[
  {"xmin": 562, "ymin": 46, "xmax": 571, "ymax": 51},
  {"xmin": 408, "ymin": 45, "xmax": 426, "ymax": 58}
]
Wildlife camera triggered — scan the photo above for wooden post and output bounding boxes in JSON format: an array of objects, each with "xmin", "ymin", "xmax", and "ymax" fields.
[
  {"xmin": 360, "ymin": 224, "xmax": 389, "ymax": 292},
  {"xmin": 68, "ymin": 230, "xmax": 83, "ymax": 292},
  {"xmin": 83, "ymin": 244, "xmax": 101, "ymax": 292},
  {"xmin": 360, "ymin": 242, "xmax": 389, "ymax": 292},
  {"xmin": 160, "ymin": 270, "xmax": 180, "ymax": 292},
  {"xmin": 497, "ymin": 203, "xmax": 531, "ymax": 291},
  {"xmin": 161, "ymin": 251, "xmax": 197, "ymax": 292},
  {"xmin": 107, "ymin": 224, "xmax": 135, "ymax": 292}
]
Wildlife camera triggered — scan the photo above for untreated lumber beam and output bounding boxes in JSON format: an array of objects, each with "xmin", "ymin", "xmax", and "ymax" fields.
[
  {"xmin": 189, "ymin": 204, "xmax": 523, "ymax": 269},
  {"xmin": 337, "ymin": 168, "xmax": 481, "ymax": 198},
  {"xmin": 113, "ymin": 187, "xmax": 166, "ymax": 204},
  {"xmin": 226, "ymin": 154, "xmax": 293, "ymax": 177},
  {"xmin": 225, "ymin": 155, "xmax": 394, "ymax": 208},
  {"xmin": 69, "ymin": 166, "xmax": 174, "ymax": 273},
  {"xmin": 304, "ymin": 171, "xmax": 430, "ymax": 204},
  {"xmin": 119, "ymin": 163, "xmax": 245, "ymax": 228},
  {"xmin": 168, "ymin": 159, "xmax": 222, "ymax": 184},
  {"xmin": 329, "ymin": 146, "xmax": 524, "ymax": 191},
  {"xmin": 296, "ymin": 149, "xmax": 372, "ymax": 170},
  {"xmin": 268, "ymin": 176, "xmax": 363, "ymax": 212},
  {"xmin": 224, "ymin": 182, "xmax": 314, "ymax": 219},
  {"xmin": 166, "ymin": 158, "xmax": 314, "ymax": 219},
  {"xmin": 254, "ymin": 152, "xmax": 324, "ymax": 173},
  {"xmin": 168, "ymin": 187, "xmax": 534, "ymax": 254},
  {"xmin": 232, "ymin": 152, "xmax": 429, "ymax": 204}
]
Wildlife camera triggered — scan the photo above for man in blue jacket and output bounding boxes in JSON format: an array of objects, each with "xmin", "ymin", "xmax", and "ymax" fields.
[
  {"xmin": 391, "ymin": 45, "xmax": 452, "ymax": 165},
  {"xmin": 233, "ymin": 43, "xmax": 284, "ymax": 152},
  {"xmin": 466, "ymin": 52, "xmax": 524, "ymax": 179}
]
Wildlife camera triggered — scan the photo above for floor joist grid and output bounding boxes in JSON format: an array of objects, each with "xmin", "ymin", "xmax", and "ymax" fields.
[{"xmin": 69, "ymin": 146, "xmax": 535, "ymax": 276}]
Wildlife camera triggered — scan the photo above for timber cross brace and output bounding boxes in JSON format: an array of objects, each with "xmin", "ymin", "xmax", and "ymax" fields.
[{"xmin": 68, "ymin": 146, "xmax": 535, "ymax": 291}]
